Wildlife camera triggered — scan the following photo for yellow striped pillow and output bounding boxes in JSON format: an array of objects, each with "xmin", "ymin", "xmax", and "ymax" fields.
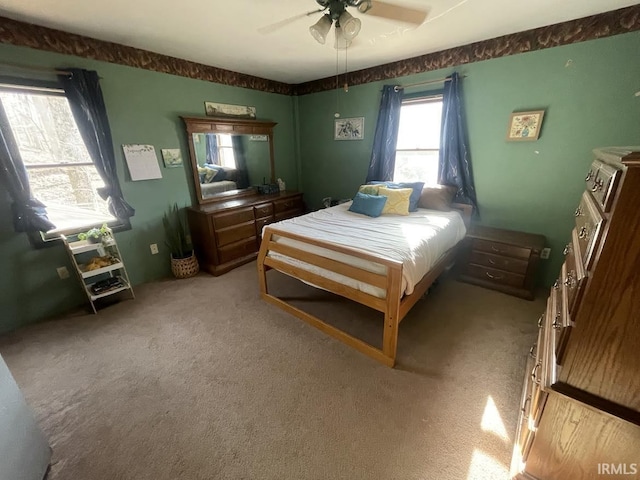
[{"xmin": 378, "ymin": 186, "xmax": 412, "ymax": 215}]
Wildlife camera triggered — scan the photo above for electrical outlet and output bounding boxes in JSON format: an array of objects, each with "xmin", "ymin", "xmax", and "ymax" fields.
[
  {"xmin": 56, "ymin": 266, "xmax": 70, "ymax": 279},
  {"xmin": 541, "ymin": 247, "xmax": 551, "ymax": 260},
  {"xmin": 150, "ymin": 243, "xmax": 159, "ymax": 255}
]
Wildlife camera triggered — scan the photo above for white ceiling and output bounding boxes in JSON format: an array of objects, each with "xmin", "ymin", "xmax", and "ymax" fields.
[{"xmin": 0, "ymin": 0, "xmax": 636, "ymax": 84}]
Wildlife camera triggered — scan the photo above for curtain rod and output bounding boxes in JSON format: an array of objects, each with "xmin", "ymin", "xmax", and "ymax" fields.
[
  {"xmin": 391, "ymin": 75, "xmax": 467, "ymax": 92},
  {"xmin": 0, "ymin": 62, "xmax": 73, "ymax": 77}
]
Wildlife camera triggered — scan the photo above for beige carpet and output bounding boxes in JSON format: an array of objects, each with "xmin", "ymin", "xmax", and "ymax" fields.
[{"xmin": 0, "ymin": 262, "xmax": 544, "ymax": 480}]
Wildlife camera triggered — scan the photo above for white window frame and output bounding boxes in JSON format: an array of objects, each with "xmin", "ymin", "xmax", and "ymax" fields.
[
  {"xmin": 394, "ymin": 94, "xmax": 443, "ymax": 185},
  {"xmin": 0, "ymin": 80, "xmax": 128, "ymax": 245}
]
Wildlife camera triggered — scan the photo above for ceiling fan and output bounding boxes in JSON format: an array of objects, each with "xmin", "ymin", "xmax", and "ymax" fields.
[{"xmin": 259, "ymin": 0, "xmax": 429, "ymax": 49}]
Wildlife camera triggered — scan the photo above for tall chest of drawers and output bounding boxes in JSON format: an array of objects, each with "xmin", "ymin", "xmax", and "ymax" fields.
[
  {"xmin": 512, "ymin": 147, "xmax": 640, "ymax": 480},
  {"xmin": 187, "ymin": 191, "xmax": 304, "ymax": 276}
]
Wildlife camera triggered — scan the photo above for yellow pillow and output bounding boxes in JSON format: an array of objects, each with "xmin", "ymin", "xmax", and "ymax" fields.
[
  {"xmin": 378, "ymin": 186, "xmax": 412, "ymax": 215},
  {"xmin": 358, "ymin": 184, "xmax": 380, "ymax": 195}
]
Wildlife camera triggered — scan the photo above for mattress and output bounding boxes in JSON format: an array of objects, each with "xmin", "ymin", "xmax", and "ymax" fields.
[{"xmin": 265, "ymin": 202, "xmax": 467, "ymax": 299}]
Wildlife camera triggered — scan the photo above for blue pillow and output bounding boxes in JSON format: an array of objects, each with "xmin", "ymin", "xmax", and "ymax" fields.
[
  {"xmin": 368, "ymin": 181, "xmax": 424, "ymax": 212},
  {"xmin": 348, "ymin": 192, "xmax": 387, "ymax": 217}
]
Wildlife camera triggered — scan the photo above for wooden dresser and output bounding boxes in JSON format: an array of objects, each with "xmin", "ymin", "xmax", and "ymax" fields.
[
  {"xmin": 458, "ymin": 225, "xmax": 545, "ymax": 300},
  {"xmin": 512, "ymin": 147, "xmax": 640, "ymax": 480},
  {"xmin": 187, "ymin": 191, "xmax": 304, "ymax": 276}
]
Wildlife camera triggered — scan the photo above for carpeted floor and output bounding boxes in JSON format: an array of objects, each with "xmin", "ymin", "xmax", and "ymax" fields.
[{"xmin": 0, "ymin": 262, "xmax": 544, "ymax": 480}]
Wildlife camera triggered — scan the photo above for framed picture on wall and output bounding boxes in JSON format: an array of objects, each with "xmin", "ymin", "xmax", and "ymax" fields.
[
  {"xmin": 506, "ymin": 110, "xmax": 545, "ymax": 141},
  {"xmin": 334, "ymin": 117, "xmax": 364, "ymax": 141}
]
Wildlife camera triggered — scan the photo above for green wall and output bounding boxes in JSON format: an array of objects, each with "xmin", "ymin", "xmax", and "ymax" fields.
[
  {"xmin": 0, "ymin": 43, "xmax": 297, "ymax": 334},
  {"xmin": 1, "ymin": 31, "xmax": 639, "ymax": 333},
  {"xmin": 296, "ymin": 32, "xmax": 640, "ymax": 287}
]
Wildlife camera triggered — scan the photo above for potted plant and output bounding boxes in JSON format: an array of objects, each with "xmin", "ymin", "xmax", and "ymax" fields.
[
  {"xmin": 162, "ymin": 203, "xmax": 199, "ymax": 279},
  {"xmin": 77, "ymin": 223, "xmax": 112, "ymax": 244}
]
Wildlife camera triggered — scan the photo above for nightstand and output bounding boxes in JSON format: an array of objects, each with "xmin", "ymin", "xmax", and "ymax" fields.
[{"xmin": 458, "ymin": 225, "xmax": 545, "ymax": 300}]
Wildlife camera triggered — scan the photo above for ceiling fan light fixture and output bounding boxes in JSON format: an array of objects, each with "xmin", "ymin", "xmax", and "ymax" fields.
[
  {"xmin": 334, "ymin": 26, "xmax": 352, "ymax": 50},
  {"xmin": 309, "ymin": 14, "xmax": 332, "ymax": 44},
  {"xmin": 338, "ymin": 11, "xmax": 361, "ymax": 40},
  {"xmin": 357, "ymin": 0, "xmax": 372, "ymax": 14}
]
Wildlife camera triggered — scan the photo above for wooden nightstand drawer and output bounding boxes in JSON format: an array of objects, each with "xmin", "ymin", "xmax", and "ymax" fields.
[
  {"xmin": 466, "ymin": 264, "xmax": 525, "ymax": 288},
  {"xmin": 473, "ymin": 239, "xmax": 531, "ymax": 260},
  {"xmin": 469, "ymin": 250, "xmax": 529, "ymax": 274}
]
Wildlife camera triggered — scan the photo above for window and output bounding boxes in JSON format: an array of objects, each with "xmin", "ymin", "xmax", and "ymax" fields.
[
  {"xmin": 0, "ymin": 86, "xmax": 116, "ymax": 235},
  {"xmin": 216, "ymin": 134, "xmax": 236, "ymax": 169},
  {"xmin": 394, "ymin": 95, "xmax": 443, "ymax": 185}
]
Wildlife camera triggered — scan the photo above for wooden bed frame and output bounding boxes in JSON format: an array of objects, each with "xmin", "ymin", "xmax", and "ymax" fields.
[{"xmin": 256, "ymin": 203, "xmax": 472, "ymax": 367}]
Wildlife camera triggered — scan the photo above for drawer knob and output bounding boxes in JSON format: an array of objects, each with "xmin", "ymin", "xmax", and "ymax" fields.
[
  {"xmin": 553, "ymin": 315, "xmax": 562, "ymax": 329},
  {"xmin": 531, "ymin": 363, "xmax": 541, "ymax": 383},
  {"xmin": 490, "ymin": 245, "xmax": 503, "ymax": 253},
  {"xmin": 521, "ymin": 396, "xmax": 531, "ymax": 413},
  {"xmin": 574, "ymin": 206, "xmax": 583, "ymax": 217},
  {"xmin": 564, "ymin": 272, "xmax": 576, "ymax": 289},
  {"xmin": 488, "ymin": 258, "xmax": 497, "ymax": 266},
  {"xmin": 591, "ymin": 178, "xmax": 604, "ymax": 192},
  {"xmin": 485, "ymin": 271, "xmax": 504, "ymax": 280},
  {"xmin": 563, "ymin": 244, "xmax": 572, "ymax": 256},
  {"xmin": 553, "ymin": 279, "xmax": 560, "ymax": 290},
  {"xmin": 529, "ymin": 343, "xmax": 537, "ymax": 359},
  {"xmin": 585, "ymin": 170, "xmax": 594, "ymax": 182},
  {"xmin": 537, "ymin": 315, "xmax": 544, "ymax": 328},
  {"xmin": 578, "ymin": 226, "xmax": 589, "ymax": 239}
]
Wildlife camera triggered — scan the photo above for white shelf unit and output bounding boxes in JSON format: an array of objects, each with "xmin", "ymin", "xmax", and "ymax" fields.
[{"xmin": 62, "ymin": 231, "xmax": 134, "ymax": 313}]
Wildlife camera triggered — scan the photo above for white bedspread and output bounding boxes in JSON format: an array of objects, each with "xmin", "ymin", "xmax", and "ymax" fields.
[{"xmin": 265, "ymin": 203, "xmax": 467, "ymax": 298}]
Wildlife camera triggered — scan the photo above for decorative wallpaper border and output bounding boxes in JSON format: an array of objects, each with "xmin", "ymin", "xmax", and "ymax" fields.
[
  {"xmin": 293, "ymin": 4, "xmax": 640, "ymax": 95},
  {"xmin": 0, "ymin": 16, "xmax": 294, "ymax": 95},
  {"xmin": 0, "ymin": 4, "xmax": 638, "ymax": 97}
]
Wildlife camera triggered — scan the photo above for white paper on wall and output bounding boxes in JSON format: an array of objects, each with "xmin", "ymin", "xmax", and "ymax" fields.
[{"xmin": 122, "ymin": 144, "xmax": 162, "ymax": 181}]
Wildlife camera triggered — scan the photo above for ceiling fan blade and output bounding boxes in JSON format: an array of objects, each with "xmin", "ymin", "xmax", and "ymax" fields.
[
  {"xmin": 258, "ymin": 8, "xmax": 324, "ymax": 35},
  {"xmin": 362, "ymin": 1, "xmax": 428, "ymax": 25}
]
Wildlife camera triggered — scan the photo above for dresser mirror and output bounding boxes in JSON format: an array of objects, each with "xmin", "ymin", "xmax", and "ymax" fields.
[{"xmin": 182, "ymin": 116, "xmax": 276, "ymax": 204}]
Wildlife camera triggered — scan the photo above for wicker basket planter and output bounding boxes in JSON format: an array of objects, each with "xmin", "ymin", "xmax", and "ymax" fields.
[{"xmin": 170, "ymin": 252, "xmax": 199, "ymax": 279}]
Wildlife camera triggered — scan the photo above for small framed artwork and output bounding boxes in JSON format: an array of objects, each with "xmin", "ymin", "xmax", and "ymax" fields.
[
  {"xmin": 161, "ymin": 148, "xmax": 183, "ymax": 168},
  {"xmin": 204, "ymin": 102, "xmax": 256, "ymax": 118},
  {"xmin": 335, "ymin": 117, "xmax": 364, "ymax": 141},
  {"xmin": 506, "ymin": 110, "xmax": 545, "ymax": 141}
]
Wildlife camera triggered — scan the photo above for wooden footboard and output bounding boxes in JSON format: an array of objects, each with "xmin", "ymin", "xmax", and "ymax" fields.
[{"xmin": 257, "ymin": 226, "xmax": 460, "ymax": 367}]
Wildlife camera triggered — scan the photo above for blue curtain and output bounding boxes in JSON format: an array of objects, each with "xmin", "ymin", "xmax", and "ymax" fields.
[
  {"xmin": 205, "ymin": 134, "xmax": 219, "ymax": 165},
  {"xmin": 231, "ymin": 136, "xmax": 249, "ymax": 189},
  {"xmin": 61, "ymin": 69, "xmax": 135, "ymax": 221},
  {"xmin": 365, "ymin": 85, "xmax": 404, "ymax": 182},
  {"xmin": 0, "ymin": 105, "xmax": 55, "ymax": 232},
  {"xmin": 438, "ymin": 72, "xmax": 479, "ymax": 215}
]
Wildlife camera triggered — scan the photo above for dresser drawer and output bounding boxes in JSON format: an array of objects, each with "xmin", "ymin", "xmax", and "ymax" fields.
[
  {"xmin": 274, "ymin": 196, "xmax": 303, "ymax": 214},
  {"xmin": 212, "ymin": 207, "xmax": 255, "ymax": 230},
  {"xmin": 217, "ymin": 237, "xmax": 257, "ymax": 264},
  {"xmin": 591, "ymin": 162, "xmax": 622, "ymax": 213},
  {"xmin": 254, "ymin": 202, "xmax": 274, "ymax": 219},
  {"xmin": 255, "ymin": 217, "xmax": 274, "ymax": 236},
  {"xmin": 469, "ymin": 250, "xmax": 529, "ymax": 275},
  {"xmin": 574, "ymin": 191, "xmax": 605, "ymax": 270},
  {"xmin": 465, "ymin": 264, "xmax": 525, "ymax": 289},
  {"xmin": 562, "ymin": 229, "xmax": 587, "ymax": 317},
  {"xmin": 216, "ymin": 221, "xmax": 256, "ymax": 247},
  {"xmin": 275, "ymin": 208, "xmax": 304, "ymax": 222},
  {"xmin": 472, "ymin": 239, "xmax": 531, "ymax": 260}
]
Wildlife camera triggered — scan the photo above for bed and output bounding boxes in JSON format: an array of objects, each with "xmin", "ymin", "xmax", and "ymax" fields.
[
  {"xmin": 200, "ymin": 180, "xmax": 238, "ymax": 198},
  {"xmin": 257, "ymin": 201, "xmax": 472, "ymax": 367}
]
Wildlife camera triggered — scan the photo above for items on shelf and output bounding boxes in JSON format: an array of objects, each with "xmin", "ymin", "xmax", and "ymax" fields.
[{"xmin": 62, "ymin": 226, "xmax": 135, "ymax": 313}]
